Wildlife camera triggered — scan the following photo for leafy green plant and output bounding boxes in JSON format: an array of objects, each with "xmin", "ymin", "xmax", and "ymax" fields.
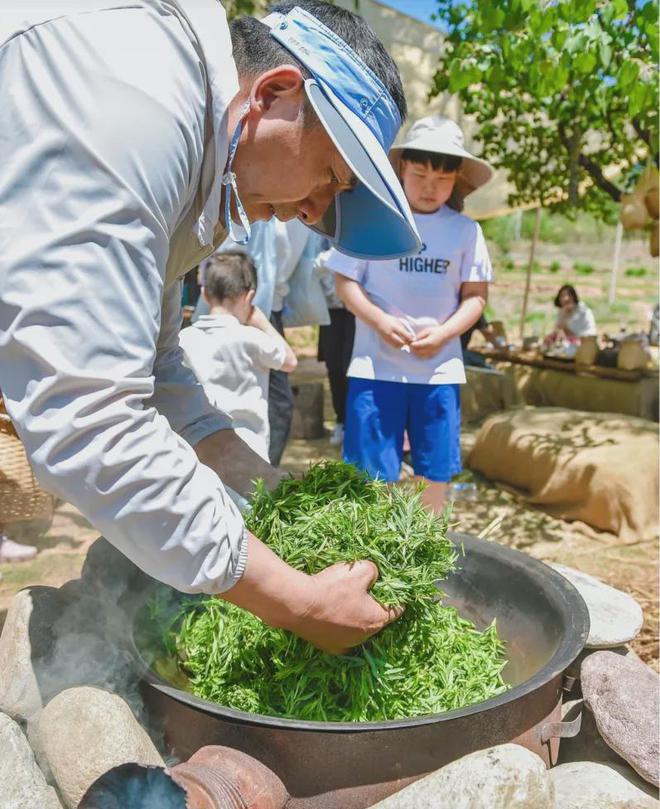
[
  {"xmin": 161, "ymin": 462, "xmax": 508, "ymax": 722},
  {"xmin": 549, "ymin": 261, "xmax": 561, "ymax": 274},
  {"xmin": 625, "ymin": 266, "xmax": 648, "ymax": 278},
  {"xmin": 574, "ymin": 262, "xmax": 595, "ymax": 275},
  {"xmin": 431, "ymin": 0, "xmax": 658, "ymax": 218}
]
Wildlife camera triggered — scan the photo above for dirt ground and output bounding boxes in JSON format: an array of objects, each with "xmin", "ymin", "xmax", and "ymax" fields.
[{"xmin": 2, "ymin": 357, "xmax": 656, "ymax": 670}]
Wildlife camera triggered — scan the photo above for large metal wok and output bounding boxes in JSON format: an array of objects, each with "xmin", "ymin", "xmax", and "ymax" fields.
[{"xmin": 133, "ymin": 533, "xmax": 589, "ymax": 809}]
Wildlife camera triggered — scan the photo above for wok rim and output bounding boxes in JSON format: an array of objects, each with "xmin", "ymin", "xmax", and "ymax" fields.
[{"xmin": 133, "ymin": 532, "xmax": 589, "ymax": 733}]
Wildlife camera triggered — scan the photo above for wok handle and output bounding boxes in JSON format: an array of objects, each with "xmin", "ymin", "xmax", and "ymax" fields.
[{"xmin": 540, "ymin": 711, "xmax": 582, "ymax": 744}]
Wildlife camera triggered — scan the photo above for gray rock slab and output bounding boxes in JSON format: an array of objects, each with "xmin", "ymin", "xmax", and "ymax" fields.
[
  {"xmin": 582, "ymin": 651, "xmax": 660, "ymax": 787},
  {"xmin": 369, "ymin": 744, "xmax": 553, "ymax": 808},
  {"xmin": 550, "ymin": 564, "xmax": 643, "ymax": 648},
  {"xmin": 0, "ymin": 712, "xmax": 62, "ymax": 809},
  {"xmin": 0, "ymin": 587, "xmax": 66, "ymax": 721},
  {"xmin": 559, "ymin": 698, "xmax": 659, "ymax": 799},
  {"xmin": 549, "ymin": 762, "xmax": 659, "ymax": 808},
  {"xmin": 33, "ymin": 686, "xmax": 164, "ymax": 809}
]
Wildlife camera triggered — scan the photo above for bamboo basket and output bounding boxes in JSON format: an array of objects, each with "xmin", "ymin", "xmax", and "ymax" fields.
[{"xmin": 0, "ymin": 402, "xmax": 55, "ymax": 525}]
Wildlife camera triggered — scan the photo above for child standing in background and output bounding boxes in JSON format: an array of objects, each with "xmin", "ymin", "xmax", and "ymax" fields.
[
  {"xmin": 323, "ymin": 116, "xmax": 493, "ymax": 512},
  {"xmin": 179, "ymin": 252, "xmax": 297, "ymax": 462}
]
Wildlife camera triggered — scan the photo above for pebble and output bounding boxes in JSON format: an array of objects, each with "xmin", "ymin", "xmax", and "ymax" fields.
[
  {"xmin": 549, "ymin": 564, "xmax": 643, "ymax": 648},
  {"xmin": 33, "ymin": 686, "xmax": 164, "ymax": 808},
  {"xmin": 368, "ymin": 744, "xmax": 553, "ymax": 808},
  {"xmin": 0, "ymin": 712, "xmax": 62, "ymax": 809},
  {"xmin": 549, "ymin": 761, "xmax": 659, "ymax": 808},
  {"xmin": 582, "ymin": 651, "xmax": 660, "ymax": 787}
]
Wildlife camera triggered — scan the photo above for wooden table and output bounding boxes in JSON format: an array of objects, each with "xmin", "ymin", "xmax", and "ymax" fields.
[{"xmin": 472, "ymin": 348, "xmax": 659, "ymax": 421}]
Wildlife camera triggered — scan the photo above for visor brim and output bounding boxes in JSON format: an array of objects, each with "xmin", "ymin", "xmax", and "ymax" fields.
[{"xmin": 304, "ymin": 80, "xmax": 421, "ymax": 260}]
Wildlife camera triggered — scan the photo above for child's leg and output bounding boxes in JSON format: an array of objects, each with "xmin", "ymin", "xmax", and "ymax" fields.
[
  {"xmin": 343, "ymin": 379, "xmax": 406, "ymax": 482},
  {"xmin": 407, "ymin": 383, "xmax": 462, "ymax": 513},
  {"xmin": 414, "ymin": 477, "xmax": 449, "ymax": 514}
]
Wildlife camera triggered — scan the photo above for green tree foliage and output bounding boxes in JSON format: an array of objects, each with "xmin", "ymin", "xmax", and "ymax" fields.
[
  {"xmin": 224, "ymin": 0, "xmax": 257, "ymax": 19},
  {"xmin": 430, "ymin": 0, "xmax": 659, "ymax": 216}
]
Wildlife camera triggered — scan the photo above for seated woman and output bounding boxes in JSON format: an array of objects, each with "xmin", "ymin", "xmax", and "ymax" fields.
[{"xmin": 545, "ymin": 284, "xmax": 597, "ymax": 345}]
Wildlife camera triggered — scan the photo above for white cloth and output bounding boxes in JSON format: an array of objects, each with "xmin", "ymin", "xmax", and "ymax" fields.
[
  {"xmin": 179, "ymin": 315, "xmax": 288, "ymax": 461},
  {"xmin": 556, "ymin": 301, "xmax": 597, "ymax": 338},
  {"xmin": 0, "ymin": 0, "xmax": 250, "ymax": 594},
  {"xmin": 271, "ymin": 219, "xmax": 311, "ymax": 312},
  {"xmin": 325, "ymin": 206, "xmax": 493, "ymax": 384}
]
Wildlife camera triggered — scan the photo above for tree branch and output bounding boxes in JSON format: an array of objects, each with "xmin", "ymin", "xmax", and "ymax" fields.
[
  {"xmin": 577, "ymin": 153, "xmax": 623, "ymax": 201},
  {"xmin": 558, "ymin": 121, "xmax": 623, "ymax": 202},
  {"xmin": 632, "ymin": 116, "xmax": 657, "ymax": 163}
]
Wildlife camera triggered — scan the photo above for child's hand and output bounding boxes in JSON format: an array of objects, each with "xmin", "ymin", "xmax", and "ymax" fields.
[
  {"xmin": 375, "ymin": 313, "xmax": 414, "ymax": 349},
  {"xmin": 410, "ymin": 325, "xmax": 449, "ymax": 358}
]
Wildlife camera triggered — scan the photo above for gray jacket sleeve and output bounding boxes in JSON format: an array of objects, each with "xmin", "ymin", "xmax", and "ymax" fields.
[{"xmin": 0, "ymin": 8, "xmax": 247, "ymax": 594}]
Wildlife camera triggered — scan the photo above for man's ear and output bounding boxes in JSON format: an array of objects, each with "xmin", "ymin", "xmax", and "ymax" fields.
[
  {"xmin": 246, "ymin": 288, "xmax": 256, "ymax": 306},
  {"xmin": 202, "ymin": 287, "xmax": 211, "ymax": 306},
  {"xmin": 248, "ymin": 65, "xmax": 306, "ymax": 119}
]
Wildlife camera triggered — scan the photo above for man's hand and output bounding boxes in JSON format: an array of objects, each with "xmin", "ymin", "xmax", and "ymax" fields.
[
  {"xmin": 288, "ymin": 560, "xmax": 403, "ymax": 654},
  {"xmin": 374, "ymin": 313, "xmax": 414, "ymax": 350},
  {"xmin": 410, "ymin": 325, "xmax": 449, "ymax": 359},
  {"xmin": 222, "ymin": 534, "xmax": 403, "ymax": 655}
]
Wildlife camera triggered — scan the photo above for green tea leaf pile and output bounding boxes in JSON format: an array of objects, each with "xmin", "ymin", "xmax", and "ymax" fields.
[{"xmin": 169, "ymin": 462, "xmax": 508, "ymax": 721}]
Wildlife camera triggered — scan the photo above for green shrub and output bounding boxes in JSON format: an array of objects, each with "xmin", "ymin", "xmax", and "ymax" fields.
[
  {"xmin": 624, "ymin": 266, "xmax": 647, "ymax": 278},
  {"xmin": 549, "ymin": 261, "xmax": 561, "ymax": 273},
  {"xmin": 573, "ymin": 262, "xmax": 595, "ymax": 275}
]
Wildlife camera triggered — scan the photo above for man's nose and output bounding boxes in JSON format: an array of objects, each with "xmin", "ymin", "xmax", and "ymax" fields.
[{"xmin": 298, "ymin": 185, "xmax": 337, "ymax": 225}]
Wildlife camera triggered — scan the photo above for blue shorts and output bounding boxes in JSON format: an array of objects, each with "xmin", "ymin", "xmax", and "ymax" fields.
[{"xmin": 343, "ymin": 378, "xmax": 462, "ymax": 483}]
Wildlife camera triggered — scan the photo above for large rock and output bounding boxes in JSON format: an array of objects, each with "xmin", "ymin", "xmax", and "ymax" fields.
[
  {"xmin": 549, "ymin": 762, "xmax": 659, "ymax": 808},
  {"xmin": 0, "ymin": 712, "xmax": 62, "ymax": 809},
  {"xmin": 559, "ymin": 699, "xmax": 659, "ymax": 800},
  {"xmin": 550, "ymin": 564, "xmax": 643, "ymax": 648},
  {"xmin": 0, "ymin": 581, "xmax": 146, "ymax": 727},
  {"xmin": 0, "ymin": 587, "xmax": 66, "ymax": 720},
  {"xmin": 369, "ymin": 744, "xmax": 553, "ymax": 808},
  {"xmin": 33, "ymin": 686, "xmax": 164, "ymax": 809},
  {"xmin": 582, "ymin": 651, "xmax": 660, "ymax": 787}
]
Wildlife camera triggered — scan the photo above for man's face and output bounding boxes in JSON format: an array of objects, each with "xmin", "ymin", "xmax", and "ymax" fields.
[
  {"xmin": 400, "ymin": 160, "xmax": 457, "ymax": 214},
  {"xmin": 231, "ymin": 67, "xmax": 356, "ymax": 228}
]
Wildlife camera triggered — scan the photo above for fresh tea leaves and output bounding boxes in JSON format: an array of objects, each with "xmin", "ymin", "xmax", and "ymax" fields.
[{"xmin": 168, "ymin": 461, "xmax": 508, "ymax": 721}]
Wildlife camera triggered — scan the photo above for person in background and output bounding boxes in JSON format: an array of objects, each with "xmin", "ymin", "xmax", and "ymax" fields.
[
  {"xmin": 193, "ymin": 218, "xmax": 326, "ymax": 466},
  {"xmin": 545, "ymin": 284, "xmax": 597, "ymax": 345},
  {"xmin": 179, "ymin": 252, "xmax": 297, "ymax": 462},
  {"xmin": 323, "ymin": 115, "xmax": 494, "ymax": 512},
  {"xmin": 317, "ymin": 253, "xmax": 356, "ymax": 447}
]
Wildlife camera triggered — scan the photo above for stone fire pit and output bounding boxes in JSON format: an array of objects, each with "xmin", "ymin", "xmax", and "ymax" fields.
[{"xmin": 0, "ymin": 537, "xmax": 658, "ymax": 808}]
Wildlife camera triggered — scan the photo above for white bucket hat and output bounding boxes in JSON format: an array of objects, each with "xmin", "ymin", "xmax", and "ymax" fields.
[{"xmin": 390, "ymin": 115, "xmax": 493, "ymax": 199}]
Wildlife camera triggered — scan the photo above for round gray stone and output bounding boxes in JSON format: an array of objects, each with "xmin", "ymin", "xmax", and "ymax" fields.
[
  {"xmin": 369, "ymin": 744, "xmax": 553, "ymax": 808},
  {"xmin": 33, "ymin": 686, "xmax": 164, "ymax": 809},
  {"xmin": 0, "ymin": 587, "xmax": 65, "ymax": 721},
  {"xmin": 550, "ymin": 564, "xmax": 643, "ymax": 648},
  {"xmin": 582, "ymin": 651, "xmax": 660, "ymax": 788},
  {"xmin": 0, "ymin": 712, "xmax": 62, "ymax": 809},
  {"xmin": 549, "ymin": 762, "xmax": 659, "ymax": 808}
]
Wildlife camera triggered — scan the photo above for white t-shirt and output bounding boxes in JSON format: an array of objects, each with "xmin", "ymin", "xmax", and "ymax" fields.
[
  {"xmin": 272, "ymin": 219, "xmax": 311, "ymax": 312},
  {"xmin": 556, "ymin": 301, "xmax": 597, "ymax": 337},
  {"xmin": 179, "ymin": 315, "xmax": 287, "ymax": 460},
  {"xmin": 325, "ymin": 206, "xmax": 493, "ymax": 385}
]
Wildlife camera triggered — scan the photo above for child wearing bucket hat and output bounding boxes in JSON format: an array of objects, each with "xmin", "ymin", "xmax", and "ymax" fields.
[{"xmin": 322, "ymin": 115, "xmax": 494, "ymax": 510}]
